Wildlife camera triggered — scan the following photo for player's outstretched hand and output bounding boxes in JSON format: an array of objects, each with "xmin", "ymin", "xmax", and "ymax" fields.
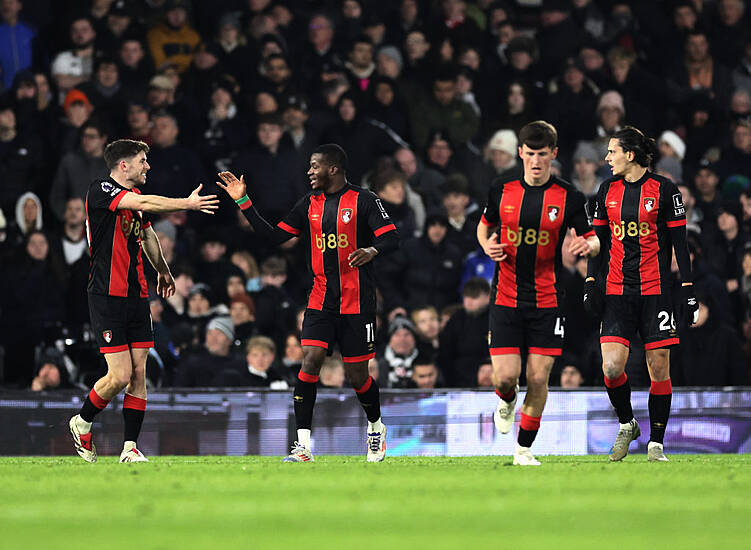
[
  {"xmin": 582, "ymin": 277, "xmax": 604, "ymax": 318},
  {"xmin": 216, "ymin": 171, "xmax": 248, "ymax": 201},
  {"xmin": 157, "ymin": 270, "xmax": 176, "ymax": 298},
  {"xmin": 484, "ymin": 232, "xmax": 508, "ymax": 262},
  {"xmin": 348, "ymin": 247, "xmax": 378, "ymax": 267},
  {"xmin": 187, "ymin": 184, "xmax": 219, "ymax": 214},
  {"xmin": 568, "ymin": 228, "xmax": 593, "ymax": 256}
]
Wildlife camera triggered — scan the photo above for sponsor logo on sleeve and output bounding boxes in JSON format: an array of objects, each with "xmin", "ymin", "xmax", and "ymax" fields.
[
  {"xmin": 374, "ymin": 198, "xmax": 390, "ymax": 219},
  {"xmin": 101, "ymin": 182, "xmax": 114, "ymax": 193}
]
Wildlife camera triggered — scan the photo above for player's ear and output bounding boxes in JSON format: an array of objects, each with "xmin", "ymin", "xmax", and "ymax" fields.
[{"xmin": 330, "ymin": 165, "xmax": 338, "ymax": 175}]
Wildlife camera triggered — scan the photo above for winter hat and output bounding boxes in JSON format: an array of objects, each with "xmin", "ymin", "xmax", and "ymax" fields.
[
  {"xmin": 597, "ymin": 90, "xmax": 625, "ymax": 117},
  {"xmin": 388, "ymin": 315, "xmax": 418, "ymax": 339},
  {"xmin": 488, "ymin": 129, "xmax": 518, "ymax": 156},
  {"xmin": 153, "ymin": 219, "xmax": 177, "ymax": 241},
  {"xmin": 207, "ymin": 316, "xmax": 235, "ymax": 341},
  {"xmin": 572, "ymin": 141, "xmax": 599, "ymax": 163},
  {"xmin": 377, "ymin": 45, "xmax": 404, "ymax": 70},
  {"xmin": 658, "ymin": 130, "xmax": 686, "ymax": 161}
]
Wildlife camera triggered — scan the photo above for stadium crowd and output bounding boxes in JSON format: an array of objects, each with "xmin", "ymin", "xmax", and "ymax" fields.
[{"xmin": 0, "ymin": 0, "xmax": 749, "ymax": 392}]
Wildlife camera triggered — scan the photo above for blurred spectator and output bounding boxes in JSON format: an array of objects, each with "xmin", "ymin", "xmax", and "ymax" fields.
[
  {"xmin": 693, "ymin": 161, "xmax": 722, "ymax": 228},
  {"xmin": 0, "ymin": 0, "xmax": 38, "ymax": 89},
  {"xmin": 162, "ymin": 264, "xmax": 194, "ymax": 326},
  {"xmin": 378, "ymin": 315, "xmax": 420, "ymax": 387},
  {"xmin": 242, "ymin": 336, "xmax": 284, "ymax": 388},
  {"xmin": 229, "ymin": 293, "xmax": 255, "ymax": 351},
  {"xmin": 409, "ymin": 354, "xmax": 440, "ymax": 389},
  {"xmin": 537, "ymin": 0, "xmax": 580, "ymax": 80},
  {"xmin": 278, "ymin": 332, "xmax": 302, "ymax": 385},
  {"xmin": 50, "ymin": 197, "xmax": 87, "ymax": 266},
  {"xmin": 709, "ymin": 0, "xmax": 749, "ymax": 67},
  {"xmin": 380, "ymin": 211, "xmax": 463, "ymax": 311},
  {"xmin": 474, "ymin": 129, "xmax": 519, "ymax": 200},
  {"xmin": 198, "ymin": 77, "xmax": 248, "ymax": 174},
  {"xmin": 6, "ymin": 190, "xmax": 41, "ymax": 246},
  {"xmin": 367, "ymin": 75, "xmax": 410, "ymax": 143},
  {"xmin": 0, "ymin": 100, "xmax": 40, "ymax": 216},
  {"xmin": 319, "ymin": 356, "xmax": 346, "ymax": 388},
  {"xmin": 410, "ymin": 66, "xmax": 479, "ymax": 151},
  {"xmin": 254, "ymin": 256, "xmax": 297, "ymax": 354},
  {"xmin": 371, "ymin": 169, "xmax": 418, "ymax": 239},
  {"xmin": 49, "ymin": 119, "xmax": 108, "ymax": 221},
  {"xmin": 184, "ymin": 282, "xmax": 227, "ymax": 346},
  {"xmin": 124, "ymin": 101, "xmax": 152, "ymax": 144},
  {"xmin": 476, "ymin": 359, "xmax": 493, "ymax": 388},
  {"xmin": 174, "ymin": 316, "xmax": 244, "ymax": 387},
  {"xmin": 570, "ymin": 141, "xmax": 602, "ymax": 201},
  {"xmin": 231, "ymin": 113, "xmax": 306, "ymax": 224},
  {"xmin": 591, "ymin": 90, "xmax": 625, "ymax": 160},
  {"xmin": 145, "ymin": 110, "xmax": 205, "ymax": 198},
  {"xmin": 343, "ymin": 35, "xmax": 375, "ymax": 101},
  {"xmin": 394, "ymin": 147, "xmax": 444, "ymax": 211},
  {"xmin": 76, "ymin": 56, "xmax": 129, "ymax": 129},
  {"xmin": 147, "ymin": 0, "xmax": 202, "ymax": 73},
  {"xmin": 719, "ymin": 119, "xmax": 751, "ymax": 186},
  {"xmin": 230, "ymin": 250, "xmax": 261, "ymax": 293},
  {"xmin": 437, "ymin": 277, "xmax": 490, "ymax": 387},
  {"xmin": 281, "ymin": 94, "xmax": 318, "ymax": 171},
  {"xmin": 441, "ymin": 173, "xmax": 481, "ymax": 255},
  {"xmin": 658, "ymin": 130, "xmax": 686, "ymax": 163},
  {"xmin": 118, "ymin": 38, "xmax": 152, "ymax": 94},
  {"xmin": 410, "ymin": 305, "xmax": 440, "ymax": 353},
  {"xmin": 672, "ymin": 293, "xmax": 749, "ymax": 385},
  {"xmin": 559, "ymin": 364, "xmax": 584, "ymax": 389},
  {"xmin": 30, "ymin": 349, "xmax": 72, "ymax": 391},
  {"xmin": 731, "ymin": 37, "xmax": 751, "ymax": 92},
  {"xmin": 51, "ymin": 16, "xmax": 97, "ymax": 101}
]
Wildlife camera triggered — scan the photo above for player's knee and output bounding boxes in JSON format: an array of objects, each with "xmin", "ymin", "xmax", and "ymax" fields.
[
  {"xmin": 494, "ymin": 373, "xmax": 517, "ymax": 390},
  {"xmin": 110, "ymin": 373, "xmax": 131, "ymax": 391},
  {"xmin": 601, "ymin": 357, "xmax": 624, "ymax": 381},
  {"xmin": 526, "ymin": 370, "xmax": 548, "ymax": 388}
]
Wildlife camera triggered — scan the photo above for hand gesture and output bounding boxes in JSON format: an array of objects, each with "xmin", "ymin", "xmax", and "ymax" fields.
[
  {"xmin": 157, "ymin": 270, "xmax": 176, "ymax": 298},
  {"xmin": 348, "ymin": 247, "xmax": 378, "ymax": 267},
  {"xmin": 568, "ymin": 228, "xmax": 592, "ymax": 256},
  {"xmin": 483, "ymin": 232, "xmax": 508, "ymax": 262},
  {"xmin": 216, "ymin": 171, "xmax": 248, "ymax": 201},
  {"xmin": 186, "ymin": 184, "xmax": 219, "ymax": 214}
]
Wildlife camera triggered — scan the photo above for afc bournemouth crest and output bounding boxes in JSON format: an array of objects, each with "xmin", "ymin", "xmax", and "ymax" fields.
[
  {"xmin": 103, "ymin": 330, "xmax": 112, "ymax": 343},
  {"xmin": 341, "ymin": 208, "xmax": 353, "ymax": 224},
  {"xmin": 547, "ymin": 205, "xmax": 560, "ymax": 222},
  {"xmin": 644, "ymin": 197, "xmax": 656, "ymax": 212}
]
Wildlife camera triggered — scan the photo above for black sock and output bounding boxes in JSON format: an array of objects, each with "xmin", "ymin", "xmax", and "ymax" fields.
[
  {"xmin": 605, "ymin": 373, "xmax": 634, "ymax": 424},
  {"xmin": 649, "ymin": 379, "xmax": 672, "ymax": 444},
  {"xmin": 354, "ymin": 376, "xmax": 381, "ymax": 423},
  {"xmin": 518, "ymin": 413, "xmax": 540, "ymax": 448},
  {"xmin": 294, "ymin": 372, "xmax": 318, "ymax": 430},
  {"xmin": 122, "ymin": 394, "xmax": 147, "ymax": 444},
  {"xmin": 123, "ymin": 409, "xmax": 145, "ymax": 443},
  {"xmin": 79, "ymin": 388, "xmax": 110, "ymax": 422}
]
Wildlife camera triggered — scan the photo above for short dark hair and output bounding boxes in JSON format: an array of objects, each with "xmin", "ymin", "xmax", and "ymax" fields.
[
  {"xmin": 462, "ymin": 277, "xmax": 490, "ymax": 298},
  {"xmin": 103, "ymin": 139, "xmax": 149, "ymax": 170},
  {"xmin": 260, "ymin": 255, "xmax": 287, "ymax": 277},
  {"xmin": 413, "ymin": 353, "xmax": 437, "ymax": 368},
  {"xmin": 313, "ymin": 143, "xmax": 348, "ymax": 174},
  {"xmin": 518, "ymin": 120, "xmax": 557, "ymax": 150},
  {"xmin": 256, "ymin": 112, "xmax": 283, "ymax": 127},
  {"xmin": 372, "ymin": 169, "xmax": 406, "ymax": 194},
  {"xmin": 612, "ymin": 126, "xmax": 658, "ymax": 168}
]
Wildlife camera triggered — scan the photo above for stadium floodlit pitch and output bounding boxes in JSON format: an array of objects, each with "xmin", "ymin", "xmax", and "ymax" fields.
[{"xmin": 1, "ymin": 456, "xmax": 748, "ymax": 549}]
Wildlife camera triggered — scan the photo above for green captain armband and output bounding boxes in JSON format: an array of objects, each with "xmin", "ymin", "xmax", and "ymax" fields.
[{"xmin": 235, "ymin": 195, "xmax": 251, "ymax": 210}]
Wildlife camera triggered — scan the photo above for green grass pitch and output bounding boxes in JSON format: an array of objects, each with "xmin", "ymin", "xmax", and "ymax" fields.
[{"xmin": 1, "ymin": 455, "xmax": 749, "ymax": 549}]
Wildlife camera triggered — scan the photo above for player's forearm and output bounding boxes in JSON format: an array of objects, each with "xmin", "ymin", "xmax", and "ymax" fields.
[
  {"xmin": 476, "ymin": 222, "xmax": 491, "ymax": 250},
  {"xmin": 586, "ymin": 235, "xmax": 600, "ymax": 257},
  {"xmin": 239, "ymin": 202, "xmax": 293, "ymax": 246},
  {"xmin": 670, "ymin": 225, "xmax": 692, "ymax": 283},
  {"xmin": 587, "ymin": 225, "xmax": 608, "ymax": 278},
  {"xmin": 136, "ymin": 194, "xmax": 192, "ymax": 213},
  {"xmin": 142, "ymin": 228, "xmax": 170, "ymax": 274}
]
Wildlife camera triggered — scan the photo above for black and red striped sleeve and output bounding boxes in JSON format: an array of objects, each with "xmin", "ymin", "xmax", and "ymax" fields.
[
  {"xmin": 587, "ymin": 182, "xmax": 611, "ymax": 278},
  {"xmin": 565, "ymin": 188, "xmax": 594, "ymax": 238},
  {"xmin": 363, "ymin": 191, "xmax": 399, "ymax": 255},
  {"xmin": 480, "ymin": 181, "xmax": 501, "ymax": 227},
  {"xmin": 88, "ymin": 180, "xmax": 128, "ymax": 212},
  {"xmin": 663, "ymin": 179, "xmax": 692, "ymax": 282}
]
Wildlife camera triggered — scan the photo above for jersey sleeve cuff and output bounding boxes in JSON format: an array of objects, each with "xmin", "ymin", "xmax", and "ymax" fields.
[
  {"xmin": 277, "ymin": 221, "xmax": 301, "ymax": 235},
  {"xmin": 592, "ymin": 218, "xmax": 608, "ymax": 226},
  {"xmin": 667, "ymin": 219, "xmax": 686, "ymax": 227},
  {"xmin": 583, "ymin": 229, "xmax": 596, "ymax": 238},
  {"xmin": 108, "ymin": 189, "xmax": 128, "ymax": 211},
  {"xmin": 374, "ymin": 223, "xmax": 396, "ymax": 237}
]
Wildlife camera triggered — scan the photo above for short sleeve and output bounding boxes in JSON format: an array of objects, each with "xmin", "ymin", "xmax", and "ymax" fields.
[
  {"xmin": 87, "ymin": 181, "xmax": 128, "ymax": 212},
  {"xmin": 277, "ymin": 194, "xmax": 309, "ymax": 236},
  {"xmin": 566, "ymin": 189, "xmax": 594, "ymax": 237},
  {"xmin": 662, "ymin": 180, "xmax": 687, "ymax": 228},
  {"xmin": 480, "ymin": 182, "xmax": 501, "ymax": 226},
  {"xmin": 592, "ymin": 182, "xmax": 609, "ymax": 227},
  {"xmin": 364, "ymin": 192, "xmax": 396, "ymax": 237}
]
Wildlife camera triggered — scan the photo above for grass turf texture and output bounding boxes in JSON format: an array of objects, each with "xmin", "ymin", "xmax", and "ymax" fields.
[{"xmin": 1, "ymin": 455, "xmax": 748, "ymax": 549}]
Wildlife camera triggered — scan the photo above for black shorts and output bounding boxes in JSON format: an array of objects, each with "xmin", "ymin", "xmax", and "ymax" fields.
[
  {"xmin": 301, "ymin": 309, "xmax": 376, "ymax": 363},
  {"xmin": 88, "ymin": 293, "xmax": 154, "ymax": 354},
  {"xmin": 489, "ymin": 305, "xmax": 564, "ymax": 357},
  {"xmin": 600, "ymin": 294, "xmax": 679, "ymax": 350}
]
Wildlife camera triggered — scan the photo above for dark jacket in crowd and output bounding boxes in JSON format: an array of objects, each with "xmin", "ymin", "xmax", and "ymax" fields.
[{"xmin": 438, "ymin": 306, "xmax": 490, "ymax": 387}]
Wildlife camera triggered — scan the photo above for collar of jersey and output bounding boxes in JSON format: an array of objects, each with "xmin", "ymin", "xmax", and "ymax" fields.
[
  {"xmin": 520, "ymin": 174, "xmax": 556, "ymax": 191},
  {"xmin": 622, "ymin": 170, "xmax": 652, "ymax": 186}
]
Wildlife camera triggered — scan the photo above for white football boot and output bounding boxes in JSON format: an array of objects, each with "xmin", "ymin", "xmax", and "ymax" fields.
[
  {"xmin": 512, "ymin": 445, "xmax": 541, "ymax": 466},
  {"xmin": 366, "ymin": 421, "xmax": 387, "ymax": 462},
  {"xmin": 647, "ymin": 441, "xmax": 669, "ymax": 462},
  {"xmin": 493, "ymin": 384, "xmax": 519, "ymax": 434},
  {"xmin": 609, "ymin": 419, "xmax": 641, "ymax": 461},
  {"xmin": 69, "ymin": 415, "xmax": 97, "ymax": 463},
  {"xmin": 120, "ymin": 441, "xmax": 149, "ymax": 463},
  {"xmin": 283, "ymin": 442, "xmax": 315, "ymax": 462}
]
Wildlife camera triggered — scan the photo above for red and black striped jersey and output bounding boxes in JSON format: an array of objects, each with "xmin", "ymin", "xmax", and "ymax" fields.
[
  {"xmin": 272, "ymin": 183, "xmax": 397, "ymax": 314},
  {"xmin": 85, "ymin": 177, "xmax": 150, "ymax": 298},
  {"xmin": 481, "ymin": 175, "xmax": 593, "ymax": 308},
  {"xmin": 592, "ymin": 171, "xmax": 686, "ymax": 295}
]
